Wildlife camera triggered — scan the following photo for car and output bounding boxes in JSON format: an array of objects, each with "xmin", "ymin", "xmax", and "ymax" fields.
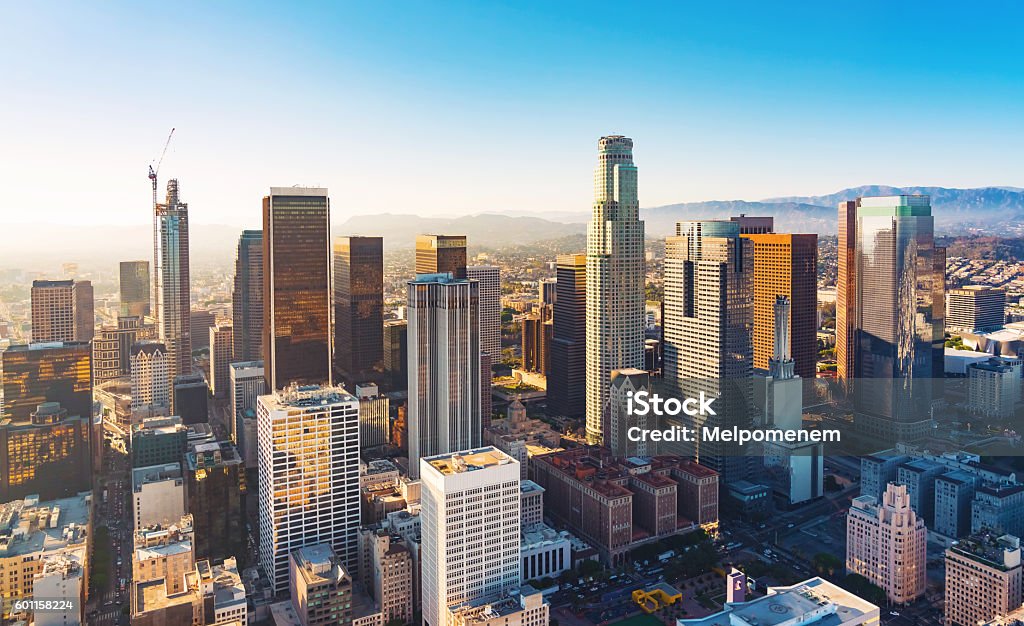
[
  {"xmin": 787, "ymin": 523, "xmax": 795, "ymax": 528},
  {"xmin": 889, "ymin": 611, "xmax": 900, "ymax": 617}
]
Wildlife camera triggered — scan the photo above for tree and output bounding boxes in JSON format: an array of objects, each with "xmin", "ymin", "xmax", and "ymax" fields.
[
  {"xmin": 841, "ymin": 573, "xmax": 888, "ymax": 606},
  {"xmin": 824, "ymin": 475, "xmax": 841, "ymax": 492},
  {"xmin": 812, "ymin": 552, "xmax": 844, "ymax": 577}
]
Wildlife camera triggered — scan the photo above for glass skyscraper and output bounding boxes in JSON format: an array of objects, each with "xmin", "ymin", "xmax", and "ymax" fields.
[
  {"xmin": 153, "ymin": 179, "xmax": 192, "ymax": 382},
  {"xmin": 585, "ymin": 136, "xmax": 645, "ymax": 444},
  {"xmin": 333, "ymin": 236, "xmax": 385, "ymax": 390},
  {"xmin": 262, "ymin": 187, "xmax": 332, "ymax": 392},
  {"xmin": 232, "ymin": 230, "xmax": 263, "ymax": 363}
]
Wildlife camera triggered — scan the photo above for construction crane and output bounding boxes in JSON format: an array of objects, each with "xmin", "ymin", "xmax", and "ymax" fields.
[{"xmin": 148, "ymin": 127, "xmax": 175, "ymax": 209}]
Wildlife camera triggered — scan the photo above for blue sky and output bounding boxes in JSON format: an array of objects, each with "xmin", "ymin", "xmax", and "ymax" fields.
[{"xmin": 2, "ymin": 1, "xmax": 1022, "ymax": 226}]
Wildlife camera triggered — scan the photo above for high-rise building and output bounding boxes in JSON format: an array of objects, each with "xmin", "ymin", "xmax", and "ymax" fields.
[
  {"xmin": 383, "ymin": 320, "xmax": 408, "ymax": 392},
  {"xmin": 262, "ymin": 187, "xmax": 332, "ymax": 392},
  {"xmin": 548, "ymin": 254, "xmax": 586, "ymax": 418},
  {"xmin": 945, "ymin": 532, "xmax": 1022, "ymax": 626},
  {"xmin": 229, "ymin": 361, "xmax": 264, "ymax": 465},
  {"xmin": 0, "ymin": 402, "xmax": 91, "ymax": 501},
  {"xmin": 153, "ymin": 179, "xmax": 193, "ymax": 380},
  {"xmin": 740, "ymin": 232, "xmax": 817, "ymax": 380},
  {"xmin": 968, "ymin": 357, "xmax": 1023, "ymax": 420},
  {"xmin": 361, "ymin": 528, "xmax": 414, "ymax": 624},
  {"xmin": 333, "ymin": 236, "xmax": 385, "ymax": 389},
  {"xmin": 185, "ymin": 440, "xmax": 245, "ymax": 563},
  {"xmin": 521, "ymin": 307, "xmax": 551, "ymax": 375},
  {"xmin": 729, "ymin": 214, "xmax": 774, "ymax": 235},
  {"xmin": 132, "ymin": 463, "xmax": 186, "ymax": 530},
  {"xmin": 837, "ymin": 196, "xmax": 945, "ymax": 441},
  {"xmin": 209, "ymin": 322, "xmax": 233, "ymax": 398},
  {"xmin": 1, "ymin": 342, "xmax": 92, "ymax": 422},
  {"xmin": 257, "ymin": 385, "xmax": 360, "ymax": 595},
  {"xmin": 420, "ymin": 447, "xmax": 522, "ymax": 626},
  {"xmin": 663, "ymin": 220, "xmax": 754, "ymax": 483},
  {"xmin": 846, "ymin": 482, "xmax": 926, "ymax": 604},
  {"xmin": 30, "ymin": 279, "xmax": 94, "ymax": 343},
  {"xmin": 947, "ymin": 285, "xmax": 1007, "ymax": 333},
  {"xmin": 467, "ymin": 266, "xmax": 501, "ymax": 359},
  {"xmin": 130, "ymin": 416, "xmax": 188, "ymax": 469},
  {"xmin": 607, "ymin": 368, "xmax": 651, "ymax": 458},
  {"xmin": 130, "ymin": 341, "xmax": 171, "ymax": 414},
  {"xmin": 120, "ymin": 260, "xmax": 151, "ymax": 318},
  {"xmin": 585, "ymin": 135, "xmax": 645, "ymax": 444},
  {"xmin": 407, "ymin": 273, "xmax": 481, "ymax": 479},
  {"xmin": 172, "ymin": 374, "xmax": 208, "ymax": 425},
  {"xmin": 415, "ymin": 234, "xmax": 467, "ymax": 279},
  {"xmin": 232, "ymin": 230, "xmax": 263, "ymax": 363},
  {"xmin": 189, "ymin": 309, "xmax": 216, "ymax": 350},
  {"xmin": 92, "ymin": 316, "xmax": 156, "ymax": 385},
  {"xmin": 356, "ymin": 383, "xmax": 390, "ymax": 450}
]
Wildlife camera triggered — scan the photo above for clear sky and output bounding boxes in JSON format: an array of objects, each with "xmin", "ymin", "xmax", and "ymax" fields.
[{"xmin": 2, "ymin": 1, "xmax": 1022, "ymax": 227}]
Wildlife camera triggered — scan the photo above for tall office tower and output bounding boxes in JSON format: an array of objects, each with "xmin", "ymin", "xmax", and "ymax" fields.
[
  {"xmin": 257, "ymin": 385, "xmax": 360, "ymax": 595},
  {"xmin": 420, "ymin": 447, "xmax": 522, "ymax": 626},
  {"xmin": 131, "ymin": 415, "xmax": 188, "ymax": 468},
  {"xmin": 945, "ymin": 532, "xmax": 1022, "ymax": 626},
  {"xmin": 466, "ymin": 266, "xmax": 501, "ymax": 358},
  {"xmin": 415, "ymin": 234, "xmax": 467, "ymax": 278},
  {"xmin": 231, "ymin": 230, "xmax": 263, "ymax": 363},
  {"xmin": 120, "ymin": 260, "xmax": 151, "ymax": 317},
  {"xmin": 189, "ymin": 309, "xmax": 216, "ymax": 350},
  {"xmin": 730, "ymin": 214, "xmax": 774, "ymax": 235},
  {"xmin": 947, "ymin": 285, "xmax": 1007, "ymax": 333},
  {"xmin": 837, "ymin": 196, "xmax": 945, "ymax": 441},
  {"xmin": 185, "ymin": 440, "xmax": 246, "ymax": 563},
  {"xmin": 92, "ymin": 315, "xmax": 155, "ymax": 385},
  {"xmin": 229, "ymin": 361, "xmax": 264, "ymax": 461},
  {"xmin": 836, "ymin": 200, "xmax": 857, "ymax": 384},
  {"xmin": 663, "ymin": 220, "xmax": 754, "ymax": 483},
  {"xmin": 0, "ymin": 401, "xmax": 91, "ymax": 501},
  {"xmin": 382, "ymin": 320, "xmax": 408, "ymax": 392},
  {"xmin": 539, "ymin": 278, "xmax": 557, "ymax": 305},
  {"xmin": 846, "ymin": 483, "xmax": 926, "ymax": 604},
  {"xmin": 153, "ymin": 179, "xmax": 193, "ymax": 380},
  {"xmin": 407, "ymin": 273, "xmax": 481, "ymax": 479},
  {"xmin": 333, "ymin": 236, "xmax": 385, "ymax": 389},
  {"xmin": 760, "ymin": 297, "xmax": 823, "ymax": 505},
  {"xmin": 607, "ymin": 368, "xmax": 652, "ymax": 458},
  {"xmin": 356, "ymin": 383, "xmax": 390, "ymax": 449},
  {"xmin": 30, "ymin": 279, "xmax": 94, "ymax": 342},
  {"xmin": 968, "ymin": 357, "xmax": 1024, "ymax": 419},
  {"xmin": 130, "ymin": 341, "xmax": 171, "ymax": 413},
  {"xmin": 585, "ymin": 135, "xmax": 645, "ymax": 444},
  {"xmin": 1, "ymin": 342, "xmax": 91, "ymax": 422},
  {"xmin": 209, "ymin": 322, "xmax": 233, "ymax": 398},
  {"xmin": 172, "ymin": 374, "xmax": 208, "ymax": 424},
  {"xmin": 522, "ymin": 307, "xmax": 551, "ymax": 374},
  {"xmin": 740, "ymin": 231, "xmax": 817, "ymax": 380},
  {"xmin": 548, "ymin": 254, "xmax": 586, "ymax": 418},
  {"xmin": 262, "ymin": 187, "xmax": 332, "ymax": 392}
]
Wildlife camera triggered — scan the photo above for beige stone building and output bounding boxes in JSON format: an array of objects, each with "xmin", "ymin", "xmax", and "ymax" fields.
[{"xmin": 945, "ymin": 533, "xmax": 1022, "ymax": 626}]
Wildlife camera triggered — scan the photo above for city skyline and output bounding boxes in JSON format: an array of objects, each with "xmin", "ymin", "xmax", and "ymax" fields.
[{"xmin": 3, "ymin": 3, "xmax": 1024, "ymax": 228}]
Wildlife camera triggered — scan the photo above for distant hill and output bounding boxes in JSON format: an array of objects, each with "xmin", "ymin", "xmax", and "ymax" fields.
[
  {"xmin": 335, "ymin": 212, "xmax": 585, "ymax": 249},
  {"xmin": 640, "ymin": 201, "xmax": 836, "ymax": 236}
]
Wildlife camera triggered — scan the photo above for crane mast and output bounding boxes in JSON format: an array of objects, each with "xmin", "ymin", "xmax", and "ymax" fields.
[{"xmin": 149, "ymin": 128, "xmax": 176, "ymax": 209}]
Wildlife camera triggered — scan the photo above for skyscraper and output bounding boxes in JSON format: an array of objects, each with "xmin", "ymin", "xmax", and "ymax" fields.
[
  {"xmin": 663, "ymin": 220, "xmax": 754, "ymax": 483},
  {"xmin": 153, "ymin": 179, "xmax": 192, "ymax": 381},
  {"xmin": 119, "ymin": 260, "xmax": 151, "ymax": 318},
  {"xmin": 837, "ymin": 195, "xmax": 945, "ymax": 441},
  {"xmin": 836, "ymin": 200, "xmax": 857, "ymax": 384},
  {"xmin": 420, "ymin": 447, "xmax": 522, "ymax": 626},
  {"xmin": 92, "ymin": 315, "xmax": 155, "ymax": 385},
  {"xmin": 407, "ymin": 273, "xmax": 481, "ymax": 479},
  {"xmin": 333, "ymin": 236, "xmax": 385, "ymax": 389},
  {"xmin": 585, "ymin": 135, "xmax": 645, "ymax": 444},
  {"xmin": 257, "ymin": 385, "xmax": 360, "ymax": 595},
  {"xmin": 184, "ymin": 440, "xmax": 246, "ymax": 563},
  {"xmin": 262, "ymin": 187, "xmax": 332, "ymax": 392},
  {"xmin": 740, "ymin": 232, "xmax": 818, "ymax": 380},
  {"xmin": 30, "ymin": 279, "xmax": 94, "ymax": 343},
  {"xmin": 209, "ymin": 322, "xmax": 233, "ymax": 398},
  {"xmin": 229, "ymin": 360, "xmax": 264, "ymax": 468},
  {"xmin": 548, "ymin": 253, "xmax": 586, "ymax": 418},
  {"xmin": 130, "ymin": 341, "xmax": 171, "ymax": 414},
  {"xmin": 173, "ymin": 373, "xmax": 208, "ymax": 425},
  {"xmin": 466, "ymin": 266, "xmax": 501, "ymax": 359},
  {"xmin": 947, "ymin": 285, "xmax": 1006, "ymax": 333},
  {"xmin": 1, "ymin": 342, "xmax": 92, "ymax": 422},
  {"xmin": 846, "ymin": 483, "xmax": 926, "ymax": 604},
  {"xmin": 0, "ymin": 401, "xmax": 92, "ymax": 501},
  {"xmin": 415, "ymin": 234, "xmax": 467, "ymax": 278},
  {"xmin": 231, "ymin": 230, "xmax": 263, "ymax": 363},
  {"xmin": 382, "ymin": 320, "xmax": 408, "ymax": 392}
]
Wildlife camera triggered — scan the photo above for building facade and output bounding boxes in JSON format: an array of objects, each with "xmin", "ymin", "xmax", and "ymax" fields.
[
  {"xmin": 416, "ymin": 234, "xmax": 467, "ymax": 279},
  {"xmin": 585, "ymin": 136, "xmax": 645, "ymax": 444},
  {"xmin": 947, "ymin": 285, "xmax": 1006, "ymax": 333},
  {"xmin": 153, "ymin": 179, "xmax": 193, "ymax": 381},
  {"xmin": 209, "ymin": 322, "xmax": 233, "ymax": 398},
  {"xmin": 334, "ymin": 236, "xmax": 385, "ymax": 390},
  {"xmin": 120, "ymin": 260, "xmax": 151, "ymax": 317},
  {"xmin": 30, "ymin": 279, "xmax": 94, "ymax": 343},
  {"xmin": 945, "ymin": 532, "xmax": 1022, "ymax": 626},
  {"xmin": 1, "ymin": 342, "xmax": 92, "ymax": 423},
  {"xmin": 548, "ymin": 253, "xmax": 586, "ymax": 418},
  {"xmin": 232, "ymin": 230, "xmax": 264, "ymax": 363}
]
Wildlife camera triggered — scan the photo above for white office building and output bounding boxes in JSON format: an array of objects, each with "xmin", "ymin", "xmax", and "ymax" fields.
[
  {"xmin": 421, "ymin": 447, "xmax": 521, "ymax": 626},
  {"xmin": 130, "ymin": 341, "xmax": 171, "ymax": 412},
  {"xmin": 257, "ymin": 385, "xmax": 361, "ymax": 595}
]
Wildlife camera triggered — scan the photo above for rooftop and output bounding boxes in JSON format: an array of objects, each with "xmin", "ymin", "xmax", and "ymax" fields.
[
  {"xmin": 264, "ymin": 384, "xmax": 356, "ymax": 410},
  {"xmin": 424, "ymin": 447, "xmax": 516, "ymax": 476},
  {"xmin": 133, "ymin": 463, "xmax": 183, "ymax": 490},
  {"xmin": 950, "ymin": 533, "xmax": 1021, "ymax": 570},
  {"xmin": 0, "ymin": 493, "xmax": 90, "ymax": 557}
]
